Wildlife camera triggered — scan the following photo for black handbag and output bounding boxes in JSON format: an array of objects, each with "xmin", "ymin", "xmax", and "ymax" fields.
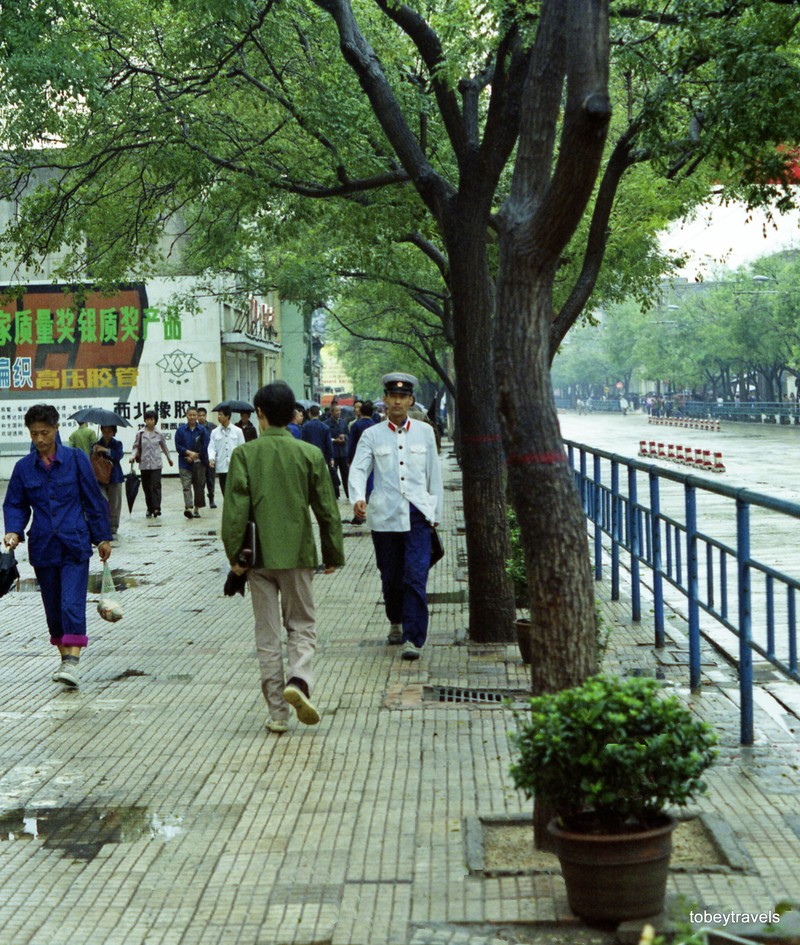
[{"xmin": 430, "ymin": 527, "xmax": 445, "ymax": 566}]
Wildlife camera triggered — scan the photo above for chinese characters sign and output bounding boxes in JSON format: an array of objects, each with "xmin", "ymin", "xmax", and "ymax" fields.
[{"xmin": 0, "ymin": 284, "xmax": 182, "ymax": 397}]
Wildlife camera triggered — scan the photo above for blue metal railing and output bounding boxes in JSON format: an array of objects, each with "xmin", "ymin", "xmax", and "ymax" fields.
[{"xmin": 565, "ymin": 439, "xmax": 800, "ymax": 745}]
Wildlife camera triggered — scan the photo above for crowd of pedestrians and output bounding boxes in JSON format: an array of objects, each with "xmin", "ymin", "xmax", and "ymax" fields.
[{"xmin": 2, "ymin": 373, "xmax": 444, "ymax": 732}]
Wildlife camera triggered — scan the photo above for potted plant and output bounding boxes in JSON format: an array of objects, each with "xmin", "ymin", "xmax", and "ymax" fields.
[{"xmin": 509, "ymin": 675, "xmax": 717, "ymax": 923}]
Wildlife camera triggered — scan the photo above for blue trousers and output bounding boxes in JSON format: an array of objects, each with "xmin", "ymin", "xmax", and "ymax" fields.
[
  {"xmin": 34, "ymin": 560, "xmax": 91, "ymax": 648},
  {"xmin": 371, "ymin": 505, "xmax": 432, "ymax": 647}
]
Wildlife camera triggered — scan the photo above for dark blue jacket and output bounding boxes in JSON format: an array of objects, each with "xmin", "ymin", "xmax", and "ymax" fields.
[
  {"xmin": 94, "ymin": 436, "xmax": 125, "ymax": 484},
  {"xmin": 175, "ymin": 422, "xmax": 210, "ymax": 471},
  {"xmin": 348, "ymin": 417, "xmax": 376, "ymax": 464},
  {"xmin": 301, "ymin": 418, "xmax": 333, "ymax": 464},
  {"xmin": 325, "ymin": 417, "xmax": 349, "ymax": 459},
  {"xmin": 3, "ymin": 445, "xmax": 112, "ymax": 566}
]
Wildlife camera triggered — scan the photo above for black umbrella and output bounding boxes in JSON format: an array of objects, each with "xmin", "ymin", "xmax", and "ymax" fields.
[
  {"xmin": 223, "ymin": 570, "xmax": 248, "ymax": 597},
  {"xmin": 0, "ymin": 544, "xmax": 20, "ymax": 598},
  {"xmin": 296, "ymin": 399, "xmax": 320, "ymax": 410},
  {"xmin": 69, "ymin": 407, "xmax": 132, "ymax": 428},
  {"xmin": 125, "ymin": 472, "xmax": 141, "ymax": 513},
  {"xmin": 212, "ymin": 399, "xmax": 254, "ymax": 413}
]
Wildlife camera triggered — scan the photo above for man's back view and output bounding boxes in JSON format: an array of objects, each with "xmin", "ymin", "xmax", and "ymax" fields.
[{"xmin": 221, "ymin": 382, "xmax": 345, "ymax": 732}]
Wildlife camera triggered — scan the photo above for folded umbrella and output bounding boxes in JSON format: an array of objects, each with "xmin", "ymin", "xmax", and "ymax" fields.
[
  {"xmin": 69, "ymin": 407, "xmax": 132, "ymax": 428},
  {"xmin": 0, "ymin": 544, "xmax": 20, "ymax": 598},
  {"xmin": 125, "ymin": 471, "xmax": 141, "ymax": 513},
  {"xmin": 211, "ymin": 399, "xmax": 254, "ymax": 413}
]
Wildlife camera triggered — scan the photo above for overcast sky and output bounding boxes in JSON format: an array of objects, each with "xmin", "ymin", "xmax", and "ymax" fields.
[{"xmin": 660, "ymin": 196, "xmax": 800, "ymax": 282}]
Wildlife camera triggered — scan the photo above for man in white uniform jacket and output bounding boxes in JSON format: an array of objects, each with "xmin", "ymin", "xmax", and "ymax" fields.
[
  {"xmin": 349, "ymin": 372, "xmax": 444, "ymax": 660},
  {"xmin": 208, "ymin": 405, "xmax": 246, "ymax": 497}
]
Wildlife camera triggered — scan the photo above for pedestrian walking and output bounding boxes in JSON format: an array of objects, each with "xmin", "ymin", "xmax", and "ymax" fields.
[
  {"xmin": 94, "ymin": 425, "xmax": 124, "ymax": 539},
  {"xmin": 68, "ymin": 421, "xmax": 96, "ymax": 455},
  {"xmin": 3, "ymin": 404, "xmax": 112, "ymax": 689},
  {"xmin": 349, "ymin": 400, "xmax": 363, "ymax": 430},
  {"xmin": 349, "ymin": 373, "xmax": 443, "ymax": 660},
  {"xmin": 301, "ymin": 404, "xmax": 336, "ymax": 495},
  {"xmin": 301, "ymin": 405, "xmax": 334, "ymax": 463},
  {"xmin": 236, "ymin": 409, "xmax": 258, "ymax": 443},
  {"xmin": 208, "ymin": 405, "xmax": 245, "ymax": 496},
  {"xmin": 221, "ymin": 382, "xmax": 344, "ymax": 733},
  {"xmin": 347, "ymin": 399, "xmax": 376, "ymax": 524},
  {"xmin": 288, "ymin": 407, "xmax": 304, "ymax": 440},
  {"xmin": 197, "ymin": 407, "xmax": 218, "ymax": 508},
  {"xmin": 175, "ymin": 406, "xmax": 210, "ymax": 519},
  {"xmin": 130, "ymin": 410, "xmax": 173, "ymax": 517},
  {"xmin": 325, "ymin": 403, "xmax": 350, "ymax": 498}
]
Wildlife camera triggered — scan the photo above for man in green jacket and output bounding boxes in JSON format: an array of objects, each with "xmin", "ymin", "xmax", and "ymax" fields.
[
  {"xmin": 222, "ymin": 381, "xmax": 345, "ymax": 733},
  {"xmin": 68, "ymin": 422, "xmax": 97, "ymax": 455}
]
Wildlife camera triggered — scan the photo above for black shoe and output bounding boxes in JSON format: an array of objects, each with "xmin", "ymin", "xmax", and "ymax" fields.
[
  {"xmin": 154, "ymin": 510, "xmax": 161, "ymax": 517},
  {"xmin": 209, "ymin": 503, "xmax": 218, "ymax": 509},
  {"xmin": 192, "ymin": 511, "xmax": 201, "ymax": 518},
  {"xmin": 146, "ymin": 512, "xmax": 153, "ymax": 518},
  {"xmin": 184, "ymin": 509, "xmax": 193, "ymax": 519}
]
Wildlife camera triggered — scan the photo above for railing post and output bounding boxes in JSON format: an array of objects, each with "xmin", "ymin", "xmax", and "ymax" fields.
[
  {"xmin": 627, "ymin": 465, "xmax": 641, "ymax": 622},
  {"xmin": 649, "ymin": 469, "xmax": 665, "ymax": 647},
  {"xmin": 593, "ymin": 454, "xmax": 603, "ymax": 580},
  {"xmin": 737, "ymin": 497, "xmax": 754, "ymax": 745},
  {"xmin": 611, "ymin": 461, "xmax": 620, "ymax": 600},
  {"xmin": 685, "ymin": 482, "xmax": 701, "ymax": 691}
]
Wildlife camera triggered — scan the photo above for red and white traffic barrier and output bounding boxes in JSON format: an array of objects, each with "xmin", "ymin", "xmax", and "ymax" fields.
[
  {"xmin": 647, "ymin": 416, "xmax": 721, "ymax": 432},
  {"xmin": 637, "ymin": 442, "xmax": 726, "ymax": 473}
]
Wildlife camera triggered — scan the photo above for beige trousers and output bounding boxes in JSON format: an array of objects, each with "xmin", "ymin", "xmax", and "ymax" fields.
[{"xmin": 248, "ymin": 567, "xmax": 316, "ymax": 721}]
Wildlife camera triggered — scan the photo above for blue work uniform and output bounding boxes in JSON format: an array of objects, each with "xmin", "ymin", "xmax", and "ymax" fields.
[
  {"xmin": 3, "ymin": 444, "xmax": 112, "ymax": 648},
  {"xmin": 301, "ymin": 418, "xmax": 334, "ymax": 464}
]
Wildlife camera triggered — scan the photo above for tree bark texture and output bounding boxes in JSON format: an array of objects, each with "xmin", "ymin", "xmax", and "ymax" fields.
[
  {"xmin": 446, "ymin": 219, "xmax": 516, "ymax": 643},
  {"xmin": 495, "ymin": 270, "xmax": 598, "ymax": 692}
]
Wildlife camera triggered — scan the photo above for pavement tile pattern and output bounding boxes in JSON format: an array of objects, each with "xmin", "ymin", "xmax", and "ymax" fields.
[{"xmin": 0, "ymin": 446, "xmax": 799, "ymax": 945}]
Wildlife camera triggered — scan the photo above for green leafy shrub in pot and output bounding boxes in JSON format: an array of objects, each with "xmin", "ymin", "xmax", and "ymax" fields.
[{"xmin": 509, "ymin": 675, "xmax": 717, "ymax": 834}]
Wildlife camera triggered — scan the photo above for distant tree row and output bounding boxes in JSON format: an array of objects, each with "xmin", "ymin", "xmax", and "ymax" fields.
[{"xmin": 552, "ymin": 251, "xmax": 800, "ymax": 402}]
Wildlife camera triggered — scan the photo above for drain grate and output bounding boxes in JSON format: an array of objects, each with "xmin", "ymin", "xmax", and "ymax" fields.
[{"xmin": 424, "ymin": 685, "xmax": 526, "ymax": 705}]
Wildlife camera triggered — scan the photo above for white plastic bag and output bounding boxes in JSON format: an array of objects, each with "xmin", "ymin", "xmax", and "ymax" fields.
[{"xmin": 97, "ymin": 564, "xmax": 123, "ymax": 622}]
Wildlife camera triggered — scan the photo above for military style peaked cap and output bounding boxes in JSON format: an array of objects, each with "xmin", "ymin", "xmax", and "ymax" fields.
[{"xmin": 382, "ymin": 372, "xmax": 417, "ymax": 394}]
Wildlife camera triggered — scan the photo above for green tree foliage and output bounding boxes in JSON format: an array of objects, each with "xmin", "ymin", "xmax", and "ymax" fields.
[{"xmin": 2, "ymin": 0, "xmax": 799, "ymax": 671}]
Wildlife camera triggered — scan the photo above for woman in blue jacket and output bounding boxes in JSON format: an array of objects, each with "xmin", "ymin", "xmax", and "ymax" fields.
[
  {"xmin": 94, "ymin": 425, "xmax": 125, "ymax": 538},
  {"xmin": 3, "ymin": 404, "xmax": 112, "ymax": 689}
]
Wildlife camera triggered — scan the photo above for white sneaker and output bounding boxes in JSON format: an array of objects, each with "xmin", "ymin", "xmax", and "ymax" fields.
[
  {"xmin": 53, "ymin": 660, "xmax": 80, "ymax": 687},
  {"xmin": 387, "ymin": 624, "xmax": 403, "ymax": 645},
  {"xmin": 266, "ymin": 719, "xmax": 288, "ymax": 733},
  {"xmin": 401, "ymin": 641, "xmax": 422, "ymax": 661},
  {"xmin": 283, "ymin": 683, "xmax": 320, "ymax": 725}
]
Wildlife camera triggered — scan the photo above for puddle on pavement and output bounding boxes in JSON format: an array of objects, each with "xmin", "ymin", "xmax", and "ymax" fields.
[
  {"xmin": 0, "ymin": 805, "xmax": 182, "ymax": 860},
  {"xmin": 16, "ymin": 570, "xmax": 144, "ymax": 593}
]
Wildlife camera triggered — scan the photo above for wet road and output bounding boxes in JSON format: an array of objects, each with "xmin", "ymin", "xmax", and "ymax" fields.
[{"xmin": 559, "ymin": 409, "xmax": 800, "ymax": 671}]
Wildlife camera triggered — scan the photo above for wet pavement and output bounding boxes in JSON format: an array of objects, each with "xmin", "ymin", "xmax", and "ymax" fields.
[{"xmin": 1, "ymin": 428, "xmax": 799, "ymax": 944}]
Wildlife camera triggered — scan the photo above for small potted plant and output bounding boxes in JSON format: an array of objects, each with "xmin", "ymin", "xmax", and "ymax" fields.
[{"xmin": 509, "ymin": 675, "xmax": 717, "ymax": 923}]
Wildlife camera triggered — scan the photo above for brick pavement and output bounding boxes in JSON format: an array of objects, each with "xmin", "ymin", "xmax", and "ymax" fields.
[{"xmin": 0, "ymin": 447, "xmax": 799, "ymax": 945}]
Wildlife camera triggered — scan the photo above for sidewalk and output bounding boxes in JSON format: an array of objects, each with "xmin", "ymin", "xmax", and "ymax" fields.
[{"xmin": 0, "ymin": 449, "xmax": 798, "ymax": 945}]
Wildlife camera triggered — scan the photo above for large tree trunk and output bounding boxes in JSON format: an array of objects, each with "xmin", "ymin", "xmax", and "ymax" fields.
[
  {"xmin": 495, "ymin": 276, "xmax": 598, "ymax": 692},
  {"xmin": 447, "ymin": 222, "xmax": 516, "ymax": 643}
]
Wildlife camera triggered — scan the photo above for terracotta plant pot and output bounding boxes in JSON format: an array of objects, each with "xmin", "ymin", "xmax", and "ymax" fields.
[
  {"xmin": 548, "ymin": 814, "xmax": 676, "ymax": 922},
  {"xmin": 515, "ymin": 618, "xmax": 532, "ymax": 664}
]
